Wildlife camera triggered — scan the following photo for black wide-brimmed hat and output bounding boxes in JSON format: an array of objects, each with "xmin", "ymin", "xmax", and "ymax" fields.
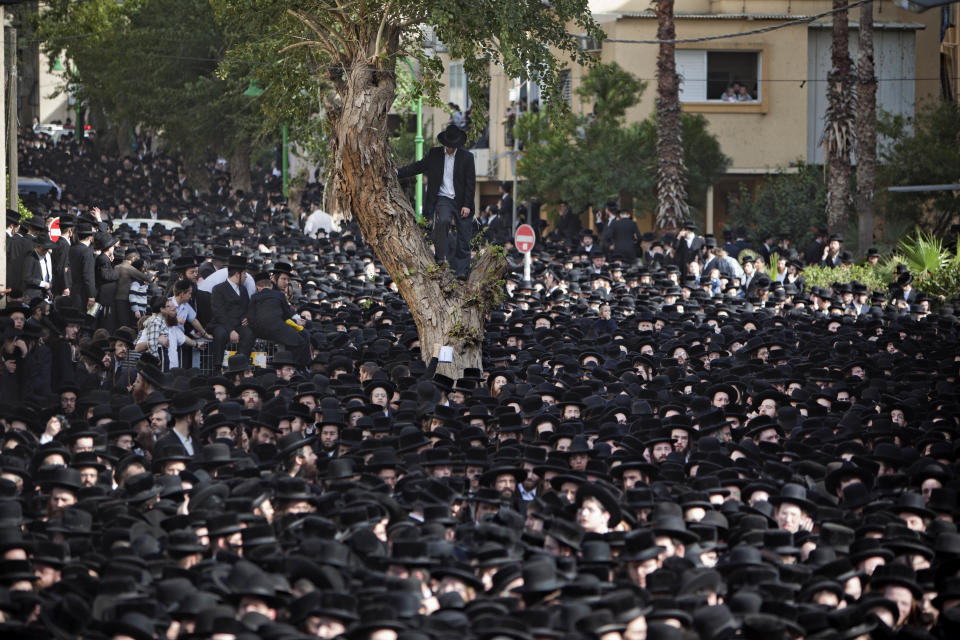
[
  {"xmin": 437, "ymin": 123, "xmax": 467, "ymax": 148},
  {"xmin": 277, "ymin": 432, "xmax": 317, "ymax": 459},
  {"xmin": 868, "ymin": 562, "xmax": 922, "ymax": 599},
  {"xmin": 169, "ymin": 392, "xmax": 205, "ymax": 417},
  {"xmin": 512, "ymin": 557, "xmax": 567, "ymax": 594},
  {"xmin": 575, "ymin": 482, "xmax": 622, "ymax": 527},
  {"xmin": 769, "ymin": 483, "xmax": 817, "ymax": 514}
]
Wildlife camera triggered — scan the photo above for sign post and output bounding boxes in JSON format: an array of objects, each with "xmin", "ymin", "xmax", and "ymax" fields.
[{"xmin": 514, "ymin": 223, "xmax": 535, "ymax": 283}]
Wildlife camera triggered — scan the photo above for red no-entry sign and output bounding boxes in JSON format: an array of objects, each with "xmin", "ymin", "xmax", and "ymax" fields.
[
  {"xmin": 48, "ymin": 217, "xmax": 61, "ymax": 242},
  {"xmin": 514, "ymin": 223, "xmax": 535, "ymax": 253}
]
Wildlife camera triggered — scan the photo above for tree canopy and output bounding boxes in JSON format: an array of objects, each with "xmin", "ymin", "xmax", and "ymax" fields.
[
  {"xmin": 878, "ymin": 101, "xmax": 960, "ymax": 235},
  {"xmin": 726, "ymin": 163, "xmax": 828, "ymax": 251},
  {"xmin": 514, "ymin": 62, "xmax": 728, "ymax": 218},
  {"xmin": 211, "ymin": 0, "xmax": 603, "ymax": 138},
  {"xmin": 34, "ymin": 0, "xmax": 288, "ymax": 168}
]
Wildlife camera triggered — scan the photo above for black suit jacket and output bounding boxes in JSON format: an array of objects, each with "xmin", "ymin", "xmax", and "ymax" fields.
[
  {"xmin": 21, "ymin": 251, "xmax": 47, "ymax": 301},
  {"xmin": 602, "ymin": 218, "xmax": 641, "ymax": 260},
  {"xmin": 68, "ymin": 242, "xmax": 97, "ymax": 305},
  {"xmin": 51, "ymin": 237, "xmax": 72, "ymax": 295},
  {"xmin": 211, "ymin": 280, "xmax": 250, "ymax": 330},
  {"xmin": 486, "ymin": 214, "xmax": 512, "ymax": 246},
  {"xmin": 248, "ymin": 288, "xmax": 300, "ymax": 343},
  {"xmin": 398, "ymin": 146, "xmax": 475, "ymax": 216},
  {"xmin": 5, "ymin": 233, "xmax": 33, "ymax": 290}
]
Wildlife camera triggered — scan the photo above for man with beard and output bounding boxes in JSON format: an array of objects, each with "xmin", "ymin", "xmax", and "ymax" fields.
[
  {"xmin": 57, "ymin": 384, "xmax": 81, "ymax": 420},
  {"xmin": 155, "ymin": 392, "xmax": 204, "ymax": 457},
  {"xmin": 110, "ymin": 327, "xmax": 138, "ymax": 388},
  {"xmin": 279, "ymin": 433, "xmax": 319, "ymax": 481},
  {"xmin": 135, "ymin": 296, "xmax": 172, "ymax": 368},
  {"xmin": 131, "ymin": 360, "xmax": 164, "ymax": 406},
  {"xmin": 315, "ymin": 410, "xmax": 342, "ymax": 458}
]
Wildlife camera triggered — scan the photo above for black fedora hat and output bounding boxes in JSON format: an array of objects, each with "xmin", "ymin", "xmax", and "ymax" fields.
[
  {"xmin": 769, "ymin": 483, "xmax": 816, "ymax": 514},
  {"xmin": 575, "ymin": 482, "xmax": 622, "ymax": 527},
  {"xmin": 99, "ymin": 612, "xmax": 156, "ymax": 640},
  {"xmin": 168, "ymin": 392, "xmax": 205, "ymax": 417},
  {"xmin": 868, "ymin": 562, "xmax": 922, "ymax": 599},
  {"xmin": 289, "ymin": 591, "xmax": 359, "ymax": 625},
  {"xmin": 277, "ymin": 432, "xmax": 317, "ymax": 459},
  {"xmin": 437, "ymin": 123, "xmax": 467, "ymax": 148},
  {"xmin": 651, "ymin": 515, "xmax": 699, "ymax": 544},
  {"xmin": 511, "ymin": 557, "xmax": 567, "ymax": 594},
  {"xmin": 226, "ymin": 254, "xmax": 248, "ymax": 270}
]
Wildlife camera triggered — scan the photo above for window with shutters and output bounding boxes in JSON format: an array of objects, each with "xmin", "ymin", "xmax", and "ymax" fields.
[{"xmin": 675, "ymin": 50, "xmax": 762, "ymax": 104}]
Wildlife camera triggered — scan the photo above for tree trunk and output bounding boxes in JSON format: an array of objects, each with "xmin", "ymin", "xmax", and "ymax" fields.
[
  {"xmin": 825, "ymin": 0, "xmax": 855, "ymax": 234},
  {"xmin": 183, "ymin": 157, "xmax": 209, "ymax": 196},
  {"xmin": 653, "ymin": 0, "xmax": 690, "ymax": 230},
  {"xmin": 325, "ymin": 50, "xmax": 506, "ymax": 378},
  {"xmin": 105, "ymin": 119, "xmax": 131, "ymax": 157},
  {"xmin": 855, "ymin": 2, "xmax": 876, "ymax": 254},
  {"xmin": 229, "ymin": 146, "xmax": 252, "ymax": 194}
]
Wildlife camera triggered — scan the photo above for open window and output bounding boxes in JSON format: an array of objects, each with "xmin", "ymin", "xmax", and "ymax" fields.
[{"xmin": 676, "ymin": 50, "xmax": 762, "ymax": 103}]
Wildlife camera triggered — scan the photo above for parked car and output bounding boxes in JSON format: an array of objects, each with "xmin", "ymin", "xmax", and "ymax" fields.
[
  {"xmin": 33, "ymin": 123, "xmax": 96, "ymax": 142},
  {"xmin": 112, "ymin": 217, "xmax": 183, "ymax": 232},
  {"xmin": 18, "ymin": 176, "xmax": 62, "ymax": 200}
]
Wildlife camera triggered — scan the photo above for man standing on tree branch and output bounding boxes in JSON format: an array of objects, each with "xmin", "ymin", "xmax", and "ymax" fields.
[{"xmin": 398, "ymin": 124, "xmax": 476, "ymax": 280}]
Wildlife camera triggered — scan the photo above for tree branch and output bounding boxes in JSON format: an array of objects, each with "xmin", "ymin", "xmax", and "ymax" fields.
[
  {"xmin": 286, "ymin": 9, "xmax": 350, "ymax": 60},
  {"xmin": 372, "ymin": 1, "xmax": 394, "ymax": 62}
]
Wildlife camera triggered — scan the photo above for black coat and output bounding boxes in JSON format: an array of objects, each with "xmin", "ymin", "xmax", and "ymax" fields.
[
  {"xmin": 48, "ymin": 339, "xmax": 77, "ymax": 391},
  {"xmin": 398, "ymin": 146, "xmax": 475, "ymax": 216},
  {"xmin": 485, "ymin": 214, "xmax": 512, "ymax": 246},
  {"xmin": 95, "ymin": 253, "xmax": 119, "ymax": 305},
  {"xmin": 5, "ymin": 233, "xmax": 34, "ymax": 290},
  {"xmin": 21, "ymin": 250, "xmax": 48, "ymax": 301},
  {"xmin": 248, "ymin": 288, "xmax": 301, "ymax": 345},
  {"xmin": 211, "ymin": 280, "xmax": 250, "ymax": 330},
  {"xmin": 674, "ymin": 236, "xmax": 704, "ymax": 270},
  {"xmin": 68, "ymin": 241, "xmax": 97, "ymax": 307},
  {"xmin": 601, "ymin": 217, "xmax": 641, "ymax": 260},
  {"xmin": 50, "ymin": 237, "xmax": 72, "ymax": 295}
]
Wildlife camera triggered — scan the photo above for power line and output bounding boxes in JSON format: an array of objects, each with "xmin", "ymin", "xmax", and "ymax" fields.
[{"xmin": 601, "ymin": 0, "xmax": 875, "ymax": 45}]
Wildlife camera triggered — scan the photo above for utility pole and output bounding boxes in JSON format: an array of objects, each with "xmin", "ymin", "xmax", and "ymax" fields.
[
  {"xmin": 6, "ymin": 26, "xmax": 16, "ymax": 213},
  {"xmin": 0, "ymin": 8, "xmax": 7, "ymax": 301}
]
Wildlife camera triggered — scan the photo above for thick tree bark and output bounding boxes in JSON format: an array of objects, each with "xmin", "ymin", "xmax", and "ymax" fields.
[
  {"xmin": 229, "ymin": 146, "xmax": 252, "ymax": 194},
  {"xmin": 825, "ymin": 0, "xmax": 855, "ymax": 234},
  {"xmin": 855, "ymin": 3, "xmax": 877, "ymax": 254},
  {"xmin": 325, "ymin": 48, "xmax": 506, "ymax": 377},
  {"xmin": 653, "ymin": 0, "xmax": 689, "ymax": 230}
]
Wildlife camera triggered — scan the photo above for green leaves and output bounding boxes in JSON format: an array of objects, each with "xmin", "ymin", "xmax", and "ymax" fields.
[
  {"xmin": 36, "ymin": 0, "xmax": 269, "ymax": 161},
  {"xmin": 726, "ymin": 163, "xmax": 828, "ymax": 250},
  {"xmin": 878, "ymin": 101, "xmax": 960, "ymax": 235},
  {"xmin": 889, "ymin": 232, "xmax": 960, "ymax": 303},
  {"xmin": 516, "ymin": 63, "xmax": 727, "ymax": 216}
]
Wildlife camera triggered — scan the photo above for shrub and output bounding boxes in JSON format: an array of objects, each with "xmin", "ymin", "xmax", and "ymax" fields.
[
  {"xmin": 802, "ymin": 264, "xmax": 890, "ymax": 294},
  {"xmin": 726, "ymin": 163, "xmax": 827, "ymax": 250},
  {"xmin": 890, "ymin": 232, "xmax": 960, "ymax": 302}
]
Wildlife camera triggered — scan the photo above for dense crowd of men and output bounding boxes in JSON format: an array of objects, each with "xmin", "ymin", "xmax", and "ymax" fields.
[{"xmin": 0, "ymin": 126, "xmax": 959, "ymax": 640}]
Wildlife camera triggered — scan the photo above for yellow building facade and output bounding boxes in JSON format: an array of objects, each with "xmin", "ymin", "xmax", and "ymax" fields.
[{"xmin": 423, "ymin": 0, "xmax": 944, "ymax": 233}]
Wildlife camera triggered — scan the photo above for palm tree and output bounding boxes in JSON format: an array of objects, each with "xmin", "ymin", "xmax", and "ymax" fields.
[
  {"xmin": 824, "ymin": 0, "xmax": 856, "ymax": 234},
  {"xmin": 856, "ymin": 0, "xmax": 877, "ymax": 252},
  {"xmin": 654, "ymin": 0, "xmax": 689, "ymax": 230}
]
